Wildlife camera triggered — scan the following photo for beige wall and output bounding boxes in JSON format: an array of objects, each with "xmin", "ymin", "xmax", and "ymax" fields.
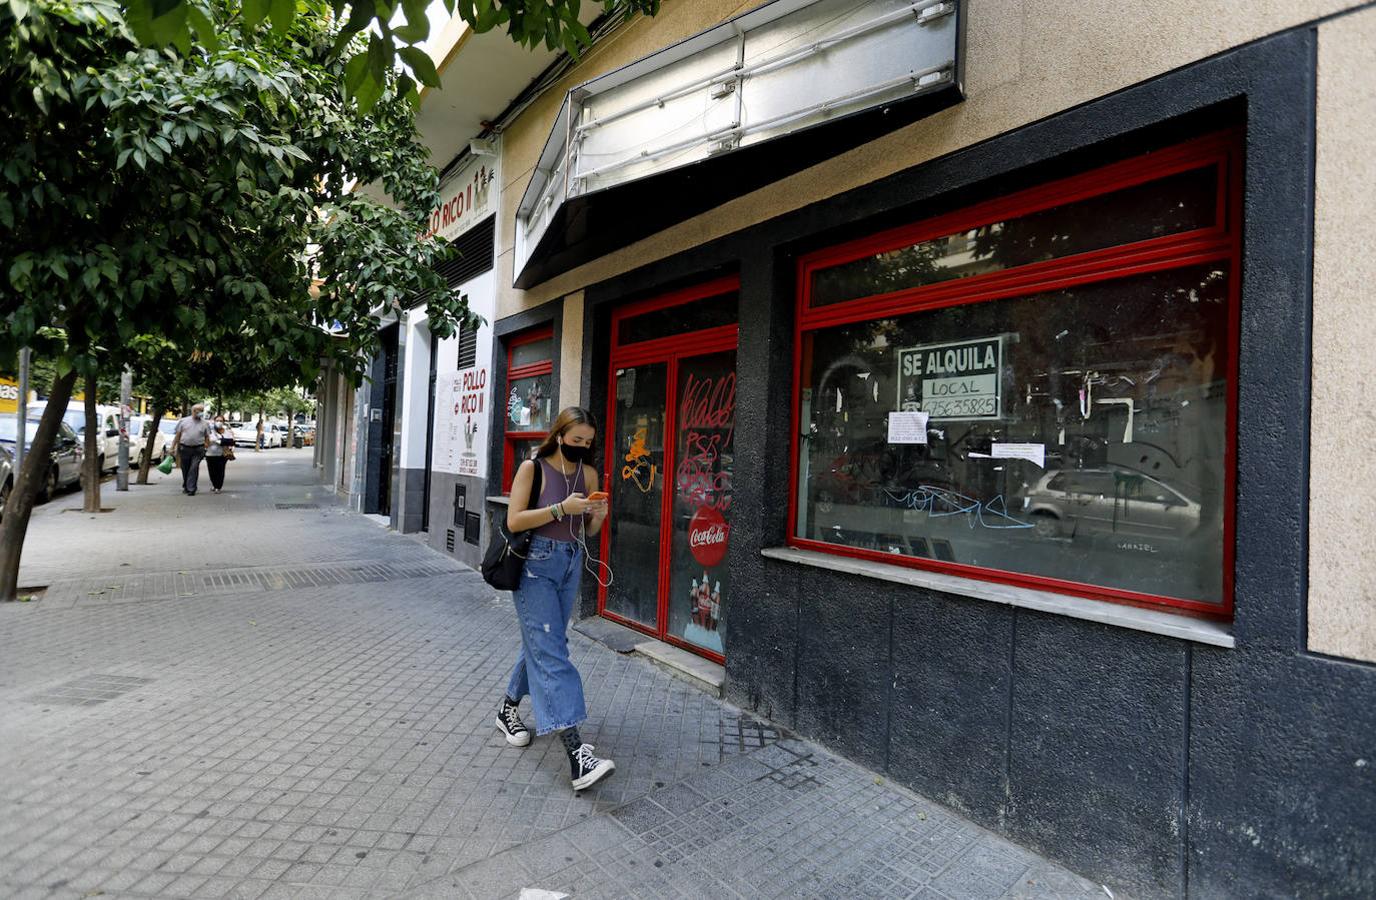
[
  {"xmin": 1309, "ymin": 6, "xmax": 1376, "ymax": 663},
  {"xmin": 494, "ymin": 0, "xmax": 1364, "ymax": 319},
  {"xmin": 485, "ymin": 0, "xmax": 1376, "ymax": 658},
  {"xmin": 558, "ymin": 291, "xmax": 584, "ymax": 412}
]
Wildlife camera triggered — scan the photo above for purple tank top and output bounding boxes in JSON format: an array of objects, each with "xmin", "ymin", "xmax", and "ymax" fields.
[{"xmin": 533, "ymin": 458, "xmax": 586, "ymax": 542}]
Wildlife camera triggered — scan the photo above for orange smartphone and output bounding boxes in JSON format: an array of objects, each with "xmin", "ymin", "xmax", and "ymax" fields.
[{"xmin": 587, "ymin": 491, "xmax": 609, "ymax": 502}]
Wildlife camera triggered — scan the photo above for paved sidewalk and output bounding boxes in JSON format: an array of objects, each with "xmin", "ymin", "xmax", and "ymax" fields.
[{"xmin": 0, "ymin": 451, "xmax": 1105, "ymax": 899}]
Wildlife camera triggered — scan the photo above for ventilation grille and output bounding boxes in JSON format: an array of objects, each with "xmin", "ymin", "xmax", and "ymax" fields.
[
  {"xmin": 29, "ymin": 674, "xmax": 154, "ymax": 707},
  {"xmin": 446, "ymin": 529, "xmax": 456, "ymax": 552},
  {"xmin": 435, "ymin": 214, "xmax": 496, "ymax": 288},
  {"xmin": 456, "ymin": 323, "xmax": 478, "ymax": 370}
]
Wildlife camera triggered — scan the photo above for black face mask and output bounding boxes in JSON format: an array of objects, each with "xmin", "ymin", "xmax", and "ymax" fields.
[{"xmin": 560, "ymin": 443, "xmax": 592, "ymax": 464}]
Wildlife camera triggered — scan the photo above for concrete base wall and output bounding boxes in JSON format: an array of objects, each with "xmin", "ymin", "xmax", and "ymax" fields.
[
  {"xmin": 425, "ymin": 471, "xmax": 488, "ymax": 569},
  {"xmin": 396, "ymin": 467, "xmax": 427, "ymax": 534}
]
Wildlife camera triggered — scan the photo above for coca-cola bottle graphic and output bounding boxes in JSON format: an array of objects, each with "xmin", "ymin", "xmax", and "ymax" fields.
[{"xmin": 709, "ymin": 581, "xmax": 721, "ymax": 631}]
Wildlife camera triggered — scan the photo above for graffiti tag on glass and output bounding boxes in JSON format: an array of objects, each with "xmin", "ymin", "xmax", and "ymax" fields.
[{"xmin": 676, "ymin": 371, "xmax": 735, "ymax": 511}]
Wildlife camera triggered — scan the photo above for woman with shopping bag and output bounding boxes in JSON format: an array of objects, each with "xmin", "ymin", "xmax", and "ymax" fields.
[{"xmin": 204, "ymin": 416, "xmax": 235, "ymax": 493}]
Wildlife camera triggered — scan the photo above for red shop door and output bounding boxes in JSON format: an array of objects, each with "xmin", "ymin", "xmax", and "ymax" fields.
[{"xmin": 598, "ymin": 279, "xmax": 738, "ymax": 664}]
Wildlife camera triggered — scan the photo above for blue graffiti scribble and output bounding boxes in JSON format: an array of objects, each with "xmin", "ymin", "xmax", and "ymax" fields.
[{"xmin": 882, "ymin": 487, "xmax": 1034, "ymax": 530}]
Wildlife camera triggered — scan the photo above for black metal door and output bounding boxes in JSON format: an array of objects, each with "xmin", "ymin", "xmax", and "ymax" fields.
[
  {"xmin": 377, "ymin": 324, "xmax": 399, "ymax": 516},
  {"xmin": 422, "ymin": 331, "xmax": 438, "ymax": 531}
]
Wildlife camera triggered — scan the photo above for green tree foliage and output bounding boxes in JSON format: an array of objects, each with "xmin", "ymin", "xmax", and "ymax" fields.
[
  {"xmin": 123, "ymin": 0, "xmax": 662, "ymax": 114},
  {"xmin": 0, "ymin": 0, "xmax": 477, "ymax": 598}
]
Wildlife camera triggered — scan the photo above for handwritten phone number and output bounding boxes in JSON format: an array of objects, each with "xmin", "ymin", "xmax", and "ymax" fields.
[{"xmin": 923, "ymin": 396, "xmax": 997, "ymax": 418}]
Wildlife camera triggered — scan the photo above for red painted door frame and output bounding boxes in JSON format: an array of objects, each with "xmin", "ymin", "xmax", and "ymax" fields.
[{"xmin": 598, "ymin": 277, "xmax": 739, "ymax": 664}]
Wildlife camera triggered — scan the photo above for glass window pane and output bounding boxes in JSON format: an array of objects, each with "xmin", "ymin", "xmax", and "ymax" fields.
[
  {"xmin": 510, "ymin": 337, "xmax": 553, "ymax": 369},
  {"xmin": 605, "ymin": 363, "xmax": 668, "ymax": 629},
  {"xmin": 617, "ymin": 292, "xmax": 738, "ymax": 345},
  {"xmin": 795, "ymin": 263, "xmax": 1231, "ymax": 606},
  {"xmin": 811, "ymin": 166, "xmax": 1219, "ymax": 307},
  {"xmin": 667, "ymin": 351, "xmax": 735, "ymax": 655},
  {"xmin": 506, "ymin": 438, "xmax": 543, "ymax": 489},
  {"xmin": 505, "ymin": 374, "xmax": 552, "ymax": 432}
]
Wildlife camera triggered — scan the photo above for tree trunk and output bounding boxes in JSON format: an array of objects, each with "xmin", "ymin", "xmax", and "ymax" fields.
[
  {"xmin": 0, "ymin": 369, "xmax": 78, "ymax": 601},
  {"xmin": 136, "ymin": 407, "xmax": 164, "ymax": 485},
  {"xmin": 82, "ymin": 372, "xmax": 101, "ymax": 513}
]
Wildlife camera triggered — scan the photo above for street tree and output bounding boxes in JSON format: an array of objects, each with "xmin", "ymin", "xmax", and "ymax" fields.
[
  {"xmin": 123, "ymin": 0, "xmax": 661, "ymax": 113},
  {"xmin": 0, "ymin": 0, "xmax": 476, "ymax": 600}
]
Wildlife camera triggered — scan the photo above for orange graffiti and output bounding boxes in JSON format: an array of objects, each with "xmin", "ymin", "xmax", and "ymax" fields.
[{"xmin": 621, "ymin": 427, "xmax": 657, "ymax": 493}]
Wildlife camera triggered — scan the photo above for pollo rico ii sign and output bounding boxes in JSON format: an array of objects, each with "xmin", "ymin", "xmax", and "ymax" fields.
[{"xmin": 424, "ymin": 152, "xmax": 499, "ymax": 243}]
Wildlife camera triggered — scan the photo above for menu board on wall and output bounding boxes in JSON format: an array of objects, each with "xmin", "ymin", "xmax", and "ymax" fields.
[
  {"xmin": 430, "ymin": 151, "xmax": 500, "ymax": 479},
  {"xmin": 433, "ymin": 297, "xmax": 494, "ymax": 478}
]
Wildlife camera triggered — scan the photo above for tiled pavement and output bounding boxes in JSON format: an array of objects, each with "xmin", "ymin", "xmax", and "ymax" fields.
[{"xmin": 0, "ymin": 451, "xmax": 1105, "ymax": 899}]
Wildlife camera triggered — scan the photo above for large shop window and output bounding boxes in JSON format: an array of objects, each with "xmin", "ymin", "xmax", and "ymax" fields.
[
  {"xmin": 790, "ymin": 133, "xmax": 1240, "ymax": 616},
  {"xmin": 502, "ymin": 326, "xmax": 555, "ymax": 491}
]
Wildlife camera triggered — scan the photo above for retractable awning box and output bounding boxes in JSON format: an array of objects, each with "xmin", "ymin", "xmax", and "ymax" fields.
[{"xmin": 513, "ymin": 0, "xmax": 964, "ymax": 288}]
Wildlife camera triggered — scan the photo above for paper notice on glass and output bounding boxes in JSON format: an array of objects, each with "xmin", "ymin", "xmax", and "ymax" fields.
[
  {"xmin": 991, "ymin": 442, "xmax": 1045, "ymax": 467},
  {"xmin": 887, "ymin": 411, "xmax": 929, "ymax": 444}
]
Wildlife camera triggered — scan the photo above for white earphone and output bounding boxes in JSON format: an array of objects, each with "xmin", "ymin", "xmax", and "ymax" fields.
[{"xmin": 556, "ymin": 443, "xmax": 615, "ymax": 589}]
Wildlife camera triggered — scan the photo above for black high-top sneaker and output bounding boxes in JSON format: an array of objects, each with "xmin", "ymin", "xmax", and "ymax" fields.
[
  {"xmin": 495, "ymin": 698, "xmax": 531, "ymax": 748},
  {"xmin": 568, "ymin": 743, "xmax": 615, "ymax": 791}
]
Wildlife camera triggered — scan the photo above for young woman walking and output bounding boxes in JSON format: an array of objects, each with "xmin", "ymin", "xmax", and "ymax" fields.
[{"xmin": 496, "ymin": 406, "xmax": 613, "ymax": 790}]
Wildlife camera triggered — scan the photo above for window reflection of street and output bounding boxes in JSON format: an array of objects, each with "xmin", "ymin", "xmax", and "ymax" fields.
[{"xmin": 798, "ymin": 265, "xmax": 1229, "ymax": 605}]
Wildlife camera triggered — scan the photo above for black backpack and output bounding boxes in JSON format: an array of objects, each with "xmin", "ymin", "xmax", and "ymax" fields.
[{"xmin": 480, "ymin": 460, "xmax": 543, "ymax": 590}]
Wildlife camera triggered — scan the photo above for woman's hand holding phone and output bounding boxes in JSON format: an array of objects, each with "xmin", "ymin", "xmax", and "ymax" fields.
[{"xmin": 586, "ymin": 491, "xmax": 609, "ymax": 521}]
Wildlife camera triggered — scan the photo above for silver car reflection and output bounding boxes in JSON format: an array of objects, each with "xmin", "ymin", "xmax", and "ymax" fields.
[{"xmin": 1024, "ymin": 469, "xmax": 1200, "ymax": 539}]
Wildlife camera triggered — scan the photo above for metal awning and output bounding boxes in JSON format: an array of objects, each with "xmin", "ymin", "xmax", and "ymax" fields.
[{"xmin": 513, "ymin": 0, "xmax": 964, "ymax": 288}]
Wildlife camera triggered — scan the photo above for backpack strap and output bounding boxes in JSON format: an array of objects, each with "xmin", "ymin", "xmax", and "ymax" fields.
[{"xmin": 529, "ymin": 457, "xmax": 543, "ymax": 511}]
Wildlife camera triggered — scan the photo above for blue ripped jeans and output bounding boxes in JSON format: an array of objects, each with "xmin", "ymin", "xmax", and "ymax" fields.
[{"xmin": 506, "ymin": 536, "xmax": 587, "ymax": 735}]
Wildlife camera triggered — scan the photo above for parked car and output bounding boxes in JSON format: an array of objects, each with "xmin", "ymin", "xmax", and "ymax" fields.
[
  {"xmin": 1023, "ymin": 468, "xmax": 1201, "ymax": 539},
  {"xmin": 128, "ymin": 415, "xmax": 169, "ymax": 468},
  {"xmin": 0, "ymin": 442, "xmax": 12, "ymax": 520},
  {"xmin": 158, "ymin": 417, "xmax": 180, "ymax": 456},
  {"xmin": 235, "ymin": 422, "xmax": 283, "ymax": 448},
  {"xmin": 28, "ymin": 401, "xmax": 120, "ymax": 473},
  {"xmin": 0, "ymin": 414, "xmax": 84, "ymax": 500}
]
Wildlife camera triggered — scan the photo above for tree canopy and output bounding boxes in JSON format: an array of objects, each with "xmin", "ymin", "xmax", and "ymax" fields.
[
  {"xmin": 0, "ymin": 0, "xmax": 477, "ymax": 598},
  {"xmin": 124, "ymin": 0, "xmax": 662, "ymax": 114},
  {"xmin": 2, "ymin": 0, "xmax": 474, "ymax": 384}
]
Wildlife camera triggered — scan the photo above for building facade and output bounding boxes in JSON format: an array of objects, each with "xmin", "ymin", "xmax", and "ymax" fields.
[{"xmin": 345, "ymin": 1, "xmax": 1376, "ymax": 895}]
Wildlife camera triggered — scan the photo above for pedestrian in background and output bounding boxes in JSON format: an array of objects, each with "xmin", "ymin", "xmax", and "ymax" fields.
[
  {"xmin": 205, "ymin": 416, "xmax": 235, "ymax": 493},
  {"xmin": 255, "ymin": 417, "xmax": 265, "ymax": 452},
  {"xmin": 495, "ymin": 406, "xmax": 614, "ymax": 791},
  {"xmin": 169, "ymin": 404, "xmax": 211, "ymax": 496}
]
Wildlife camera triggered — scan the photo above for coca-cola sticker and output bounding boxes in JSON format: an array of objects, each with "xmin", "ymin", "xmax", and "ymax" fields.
[{"xmin": 687, "ymin": 506, "xmax": 729, "ymax": 568}]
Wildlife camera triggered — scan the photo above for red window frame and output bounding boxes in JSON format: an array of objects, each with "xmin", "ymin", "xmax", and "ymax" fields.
[
  {"xmin": 501, "ymin": 324, "xmax": 555, "ymax": 492},
  {"xmin": 788, "ymin": 130, "xmax": 1243, "ymax": 619}
]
